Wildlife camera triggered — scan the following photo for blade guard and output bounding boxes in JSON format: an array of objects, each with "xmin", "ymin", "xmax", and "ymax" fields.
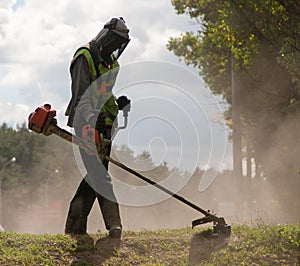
[
  {"xmin": 28, "ymin": 104, "xmax": 56, "ymax": 136},
  {"xmin": 192, "ymin": 216, "xmax": 231, "ymax": 236}
]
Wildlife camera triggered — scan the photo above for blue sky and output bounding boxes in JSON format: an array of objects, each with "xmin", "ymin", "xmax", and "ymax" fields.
[
  {"xmin": 12, "ymin": 0, "xmax": 25, "ymax": 11},
  {"xmin": 0, "ymin": 0, "xmax": 233, "ymax": 181}
]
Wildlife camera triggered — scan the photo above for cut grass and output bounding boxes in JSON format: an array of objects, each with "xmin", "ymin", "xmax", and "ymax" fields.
[{"xmin": 0, "ymin": 224, "xmax": 299, "ymax": 265}]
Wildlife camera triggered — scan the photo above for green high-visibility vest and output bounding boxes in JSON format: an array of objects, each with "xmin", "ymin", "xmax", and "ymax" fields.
[{"xmin": 71, "ymin": 43, "xmax": 120, "ymax": 126}]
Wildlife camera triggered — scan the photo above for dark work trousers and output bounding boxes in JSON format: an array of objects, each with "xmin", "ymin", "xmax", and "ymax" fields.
[{"xmin": 65, "ymin": 126, "xmax": 121, "ymax": 234}]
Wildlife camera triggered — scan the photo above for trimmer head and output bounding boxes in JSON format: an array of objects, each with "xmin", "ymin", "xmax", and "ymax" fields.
[{"xmin": 192, "ymin": 216, "xmax": 231, "ymax": 237}]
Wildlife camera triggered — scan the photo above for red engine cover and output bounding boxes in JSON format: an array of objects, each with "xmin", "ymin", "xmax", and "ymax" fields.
[{"xmin": 28, "ymin": 104, "xmax": 56, "ymax": 133}]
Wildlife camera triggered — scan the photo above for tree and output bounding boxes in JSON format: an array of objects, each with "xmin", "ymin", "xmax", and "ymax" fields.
[
  {"xmin": 168, "ymin": 0, "xmax": 300, "ymax": 221},
  {"xmin": 0, "ymin": 122, "xmax": 81, "ymax": 229}
]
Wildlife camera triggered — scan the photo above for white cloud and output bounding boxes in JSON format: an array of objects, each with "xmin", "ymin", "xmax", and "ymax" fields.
[
  {"xmin": 0, "ymin": 102, "xmax": 30, "ymax": 126},
  {"xmin": 0, "ymin": 0, "xmax": 232, "ymax": 171},
  {"xmin": 1, "ymin": 0, "xmax": 16, "ymax": 9},
  {"xmin": 0, "ymin": 8, "xmax": 9, "ymax": 24},
  {"xmin": 0, "ymin": 0, "xmax": 193, "ymax": 118}
]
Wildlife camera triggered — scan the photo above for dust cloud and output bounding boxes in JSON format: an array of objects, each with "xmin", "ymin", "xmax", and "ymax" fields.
[
  {"xmin": 1, "ymin": 108, "xmax": 299, "ymax": 234},
  {"xmin": 2, "ymin": 151, "xmax": 299, "ymax": 235}
]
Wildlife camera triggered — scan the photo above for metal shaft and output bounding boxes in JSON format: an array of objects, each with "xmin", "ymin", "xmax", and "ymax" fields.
[
  {"xmin": 50, "ymin": 124, "xmax": 97, "ymax": 155},
  {"xmin": 51, "ymin": 122, "xmax": 221, "ymax": 221},
  {"xmin": 106, "ymin": 156, "xmax": 213, "ymax": 217}
]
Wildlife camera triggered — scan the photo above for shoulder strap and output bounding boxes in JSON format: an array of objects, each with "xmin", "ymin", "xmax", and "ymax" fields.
[
  {"xmin": 71, "ymin": 41, "xmax": 101, "ymax": 78},
  {"xmin": 89, "ymin": 40, "xmax": 101, "ymax": 78}
]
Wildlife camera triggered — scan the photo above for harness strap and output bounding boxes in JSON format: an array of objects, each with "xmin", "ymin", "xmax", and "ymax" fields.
[{"xmin": 89, "ymin": 40, "xmax": 101, "ymax": 78}]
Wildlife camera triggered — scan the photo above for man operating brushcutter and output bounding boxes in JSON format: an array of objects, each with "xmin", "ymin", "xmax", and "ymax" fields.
[{"xmin": 64, "ymin": 17, "xmax": 131, "ymax": 238}]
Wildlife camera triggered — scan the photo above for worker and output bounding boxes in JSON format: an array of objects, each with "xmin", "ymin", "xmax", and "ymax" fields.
[{"xmin": 64, "ymin": 17, "xmax": 131, "ymax": 238}]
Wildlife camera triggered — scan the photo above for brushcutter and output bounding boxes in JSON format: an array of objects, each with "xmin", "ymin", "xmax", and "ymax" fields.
[{"xmin": 28, "ymin": 104, "xmax": 231, "ymax": 236}]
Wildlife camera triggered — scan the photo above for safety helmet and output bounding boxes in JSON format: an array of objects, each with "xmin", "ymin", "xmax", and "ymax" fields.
[
  {"xmin": 104, "ymin": 17, "xmax": 129, "ymax": 40},
  {"xmin": 94, "ymin": 17, "xmax": 130, "ymax": 60}
]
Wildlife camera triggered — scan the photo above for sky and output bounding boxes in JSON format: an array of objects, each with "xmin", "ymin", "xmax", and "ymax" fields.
[{"xmin": 0, "ymin": 0, "xmax": 233, "ymax": 189}]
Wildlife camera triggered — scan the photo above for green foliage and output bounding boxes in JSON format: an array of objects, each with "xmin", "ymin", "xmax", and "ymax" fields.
[
  {"xmin": 0, "ymin": 123, "xmax": 46, "ymax": 173},
  {"xmin": 168, "ymin": 0, "xmax": 300, "ymax": 98}
]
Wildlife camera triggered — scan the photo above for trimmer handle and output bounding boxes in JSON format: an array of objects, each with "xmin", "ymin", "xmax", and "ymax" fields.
[
  {"xmin": 121, "ymin": 108, "xmax": 129, "ymax": 128},
  {"xmin": 111, "ymin": 108, "xmax": 129, "ymax": 140}
]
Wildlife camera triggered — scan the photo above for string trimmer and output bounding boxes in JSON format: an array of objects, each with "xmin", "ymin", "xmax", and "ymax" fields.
[{"xmin": 28, "ymin": 104, "xmax": 231, "ymax": 236}]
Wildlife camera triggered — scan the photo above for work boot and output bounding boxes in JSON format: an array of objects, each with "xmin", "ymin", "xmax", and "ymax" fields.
[{"xmin": 109, "ymin": 225, "xmax": 122, "ymax": 239}]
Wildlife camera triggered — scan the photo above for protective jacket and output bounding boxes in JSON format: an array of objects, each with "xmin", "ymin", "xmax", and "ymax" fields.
[{"xmin": 65, "ymin": 42, "xmax": 119, "ymax": 128}]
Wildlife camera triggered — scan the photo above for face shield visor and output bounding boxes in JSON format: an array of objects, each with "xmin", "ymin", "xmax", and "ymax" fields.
[
  {"xmin": 113, "ymin": 38, "xmax": 130, "ymax": 59},
  {"xmin": 101, "ymin": 32, "xmax": 130, "ymax": 60},
  {"xmin": 102, "ymin": 17, "xmax": 130, "ymax": 60}
]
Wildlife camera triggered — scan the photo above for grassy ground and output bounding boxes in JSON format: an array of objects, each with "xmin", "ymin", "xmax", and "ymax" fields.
[{"xmin": 0, "ymin": 224, "xmax": 299, "ymax": 265}]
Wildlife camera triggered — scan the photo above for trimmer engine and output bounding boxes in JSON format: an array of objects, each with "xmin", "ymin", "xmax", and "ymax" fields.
[{"xmin": 28, "ymin": 104, "xmax": 57, "ymax": 136}]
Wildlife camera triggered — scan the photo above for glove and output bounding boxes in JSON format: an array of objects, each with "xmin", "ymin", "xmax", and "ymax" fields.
[
  {"xmin": 88, "ymin": 112, "xmax": 106, "ymax": 131},
  {"xmin": 117, "ymin": 95, "xmax": 131, "ymax": 112}
]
